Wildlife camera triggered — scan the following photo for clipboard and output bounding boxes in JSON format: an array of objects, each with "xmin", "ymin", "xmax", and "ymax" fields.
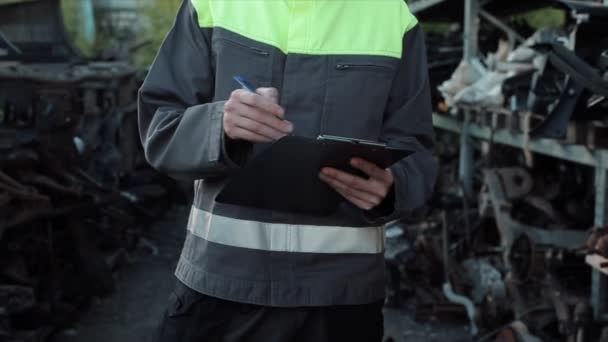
[{"xmin": 216, "ymin": 135, "xmax": 414, "ymax": 216}]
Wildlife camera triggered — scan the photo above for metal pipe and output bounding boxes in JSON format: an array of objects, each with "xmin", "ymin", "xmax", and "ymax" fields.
[
  {"xmin": 479, "ymin": 9, "xmax": 526, "ymax": 48},
  {"xmin": 460, "ymin": 0, "xmax": 480, "ymax": 195},
  {"xmin": 441, "ymin": 212, "xmax": 478, "ymax": 335},
  {"xmin": 459, "ymin": 111, "xmax": 475, "ymax": 196},
  {"xmin": 443, "ymin": 283, "xmax": 478, "ymax": 336},
  {"xmin": 592, "ymin": 167, "xmax": 608, "ymax": 319},
  {"xmin": 463, "ymin": 0, "xmax": 480, "ymax": 62},
  {"xmin": 461, "ymin": 181, "xmax": 472, "ymax": 250}
]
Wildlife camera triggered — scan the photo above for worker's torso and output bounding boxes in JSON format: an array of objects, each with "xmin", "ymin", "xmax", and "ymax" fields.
[{"xmin": 177, "ymin": 0, "xmax": 418, "ymax": 307}]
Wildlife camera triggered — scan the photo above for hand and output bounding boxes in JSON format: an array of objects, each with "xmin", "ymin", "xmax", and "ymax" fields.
[
  {"xmin": 319, "ymin": 158, "xmax": 394, "ymax": 210},
  {"xmin": 223, "ymin": 87, "xmax": 294, "ymax": 143}
]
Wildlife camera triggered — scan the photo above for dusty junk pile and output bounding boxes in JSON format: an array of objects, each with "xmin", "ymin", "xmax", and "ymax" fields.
[
  {"xmin": 0, "ymin": 1, "xmax": 176, "ymax": 341},
  {"xmin": 386, "ymin": 160, "xmax": 596, "ymax": 341},
  {"xmin": 385, "ymin": 0, "xmax": 608, "ymax": 341},
  {"xmin": 436, "ymin": 0, "xmax": 608, "ymax": 142}
]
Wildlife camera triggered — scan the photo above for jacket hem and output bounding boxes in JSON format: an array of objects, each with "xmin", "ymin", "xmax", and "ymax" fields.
[{"xmin": 174, "ymin": 254, "xmax": 385, "ymax": 307}]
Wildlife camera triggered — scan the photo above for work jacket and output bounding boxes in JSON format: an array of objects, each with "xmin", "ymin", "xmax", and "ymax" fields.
[{"xmin": 138, "ymin": 0, "xmax": 437, "ymax": 307}]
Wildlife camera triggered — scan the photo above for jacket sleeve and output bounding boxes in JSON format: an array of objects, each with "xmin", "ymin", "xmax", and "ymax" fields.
[
  {"xmin": 137, "ymin": 0, "xmax": 245, "ymax": 181},
  {"xmin": 367, "ymin": 24, "xmax": 438, "ymax": 223}
]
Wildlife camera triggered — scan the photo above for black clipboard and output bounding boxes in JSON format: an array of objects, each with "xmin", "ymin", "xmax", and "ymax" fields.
[{"xmin": 216, "ymin": 135, "xmax": 414, "ymax": 216}]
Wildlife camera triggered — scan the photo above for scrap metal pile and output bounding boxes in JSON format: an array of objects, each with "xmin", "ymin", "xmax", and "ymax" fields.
[
  {"xmin": 385, "ymin": 1, "xmax": 608, "ymax": 341},
  {"xmin": 386, "ymin": 156, "xmax": 596, "ymax": 341},
  {"xmin": 436, "ymin": 0, "xmax": 608, "ymax": 142},
  {"xmin": 0, "ymin": 1, "xmax": 175, "ymax": 341}
]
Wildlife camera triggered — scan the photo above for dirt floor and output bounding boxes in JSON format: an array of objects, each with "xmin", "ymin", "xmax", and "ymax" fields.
[{"xmin": 50, "ymin": 206, "xmax": 472, "ymax": 342}]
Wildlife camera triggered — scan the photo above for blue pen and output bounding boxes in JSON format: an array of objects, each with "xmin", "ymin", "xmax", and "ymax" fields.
[
  {"xmin": 234, "ymin": 75, "xmax": 257, "ymax": 92},
  {"xmin": 234, "ymin": 75, "xmax": 291, "ymax": 134}
]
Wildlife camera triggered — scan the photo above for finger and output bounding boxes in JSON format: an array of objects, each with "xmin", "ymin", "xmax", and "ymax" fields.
[
  {"xmin": 343, "ymin": 193, "xmax": 376, "ymax": 210},
  {"xmin": 228, "ymin": 100, "xmax": 293, "ymax": 134},
  {"xmin": 256, "ymin": 87, "xmax": 279, "ymax": 103},
  {"xmin": 321, "ymin": 167, "xmax": 387, "ymax": 199},
  {"xmin": 228, "ymin": 127, "xmax": 272, "ymax": 143},
  {"xmin": 233, "ymin": 89, "xmax": 284, "ymax": 118},
  {"xmin": 235, "ymin": 115, "xmax": 286, "ymax": 140},
  {"xmin": 321, "ymin": 167, "xmax": 384, "ymax": 197},
  {"xmin": 320, "ymin": 172, "xmax": 382, "ymax": 207},
  {"xmin": 351, "ymin": 158, "xmax": 393, "ymax": 183},
  {"xmin": 327, "ymin": 178, "xmax": 378, "ymax": 210}
]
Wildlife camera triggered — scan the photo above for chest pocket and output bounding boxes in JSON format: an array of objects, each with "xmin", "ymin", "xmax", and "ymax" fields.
[
  {"xmin": 211, "ymin": 32, "xmax": 273, "ymax": 101},
  {"xmin": 321, "ymin": 57, "xmax": 398, "ymax": 141}
]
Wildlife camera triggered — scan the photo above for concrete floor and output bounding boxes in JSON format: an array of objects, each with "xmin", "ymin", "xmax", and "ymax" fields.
[
  {"xmin": 50, "ymin": 206, "xmax": 188, "ymax": 342},
  {"xmin": 51, "ymin": 206, "xmax": 472, "ymax": 342}
]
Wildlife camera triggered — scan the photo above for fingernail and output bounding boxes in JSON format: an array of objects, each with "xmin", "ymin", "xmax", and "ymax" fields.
[
  {"xmin": 286, "ymin": 122, "xmax": 294, "ymax": 132},
  {"xmin": 351, "ymin": 158, "xmax": 358, "ymax": 166}
]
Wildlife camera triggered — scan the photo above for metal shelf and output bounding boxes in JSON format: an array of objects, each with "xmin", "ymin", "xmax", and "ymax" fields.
[
  {"xmin": 434, "ymin": 111, "xmax": 608, "ymax": 319},
  {"xmin": 432, "ymin": 113, "xmax": 608, "ymax": 169},
  {"xmin": 440, "ymin": 0, "xmax": 608, "ymax": 321}
]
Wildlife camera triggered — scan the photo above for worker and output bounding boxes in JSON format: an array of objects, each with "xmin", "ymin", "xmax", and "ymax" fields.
[{"xmin": 138, "ymin": 0, "xmax": 437, "ymax": 341}]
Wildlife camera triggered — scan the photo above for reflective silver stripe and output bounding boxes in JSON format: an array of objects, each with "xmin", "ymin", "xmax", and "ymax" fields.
[{"xmin": 187, "ymin": 206, "xmax": 385, "ymax": 254}]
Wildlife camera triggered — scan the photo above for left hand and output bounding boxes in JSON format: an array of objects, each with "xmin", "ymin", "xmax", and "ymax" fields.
[{"xmin": 319, "ymin": 158, "xmax": 394, "ymax": 210}]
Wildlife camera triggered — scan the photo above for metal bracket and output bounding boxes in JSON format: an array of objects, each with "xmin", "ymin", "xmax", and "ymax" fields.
[{"xmin": 532, "ymin": 78, "xmax": 584, "ymax": 139}]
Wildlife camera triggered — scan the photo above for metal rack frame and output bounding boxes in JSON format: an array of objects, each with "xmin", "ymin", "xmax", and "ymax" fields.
[{"xmin": 432, "ymin": 0, "xmax": 608, "ymax": 320}]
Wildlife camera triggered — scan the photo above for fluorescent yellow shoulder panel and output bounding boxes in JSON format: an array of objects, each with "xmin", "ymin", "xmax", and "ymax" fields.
[
  {"xmin": 209, "ymin": 0, "xmax": 290, "ymax": 51},
  {"xmin": 190, "ymin": 0, "xmax": 213, "ymax": 28},
  {"xmin": 192, "ymin": 0, "xmax": 418, "ymax": 58}
]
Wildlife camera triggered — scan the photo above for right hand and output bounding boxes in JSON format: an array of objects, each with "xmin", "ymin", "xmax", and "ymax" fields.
[{"xmin": 223, "ymin": 88, "xmax": 293, "ymax": 143}]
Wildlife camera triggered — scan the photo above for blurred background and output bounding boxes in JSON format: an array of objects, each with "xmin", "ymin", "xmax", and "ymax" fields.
[
  {"xmin": 60, "ymin": 0, "xmax": 181, "ymax": 67},
  {"xmin": 1, "ymin": 1, "xmax": 608, "ymax": 342}
]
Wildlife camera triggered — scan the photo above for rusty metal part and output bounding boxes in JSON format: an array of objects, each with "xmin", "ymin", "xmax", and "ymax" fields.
[
  {"xmin": 586, "ymin": 226, "xmax": 608, "ymax": 254},
  {"xmin": 388, "ymin": 158, "xmax": 595, "ymax": 340},
  {"xmin": 495, "ymin": 327, "xmax": 519, "ymax": 342},
  {"xmin": 508, "ymin": 322, "xmax": 543, "ymax": 342},
  {"xmin": 495, "ymin": 168, "xmax": 534, "ymax": 200},
  {"xmin": 594, "ymin": 234, "xmax": 608, "ymax": 258},
  {"xmin": 522, "ymin": 195, "xmax": 567, "ymax": 228},
  {"xmin": 462, "ymin": 259, "xmax": 506, "ymax": 305},
  {"xmin": 482, "ymin": 169, "xmax": 587, "ymax": 271},
  {"xmin": 0, "ymin": 1, "xmax": 177, "ymax": 340}
]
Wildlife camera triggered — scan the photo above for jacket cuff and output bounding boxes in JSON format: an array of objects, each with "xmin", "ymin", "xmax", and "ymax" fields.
[
  {"xmin": 217, "ymin": 104, "xmax": 252, "ymax": 168},
  {"xmin": 362, "ymin": 167, "xmax": 405, "ymax": 224},
  {"xmin": 221, "ymin": 134, "xmax": 252, "ymax": 168}
]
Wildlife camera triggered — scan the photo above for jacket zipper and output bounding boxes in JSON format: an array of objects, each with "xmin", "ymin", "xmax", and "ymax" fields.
[
  {"xmin": 248, "ymin": 46, "xmax": 270, "ymax": 56},
  {"xmin": 335, "ymin": 63, "xmax": 392, "ymax": 71},
  {"xmin": 218, "ymin": 38, "xmax": 269, "ymax": 56}
]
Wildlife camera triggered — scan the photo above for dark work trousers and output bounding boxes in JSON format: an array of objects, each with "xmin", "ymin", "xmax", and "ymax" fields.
[{"xmin": 154, "ymin": 281, "xmax": 384, "ymax": 342}]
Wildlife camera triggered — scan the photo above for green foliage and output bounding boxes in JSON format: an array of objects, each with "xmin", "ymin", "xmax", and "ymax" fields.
[
  {"xmin": 519, "ymin": 8, "xmax": 566, "ymax": 29},
  {"xmin": 61, "ymin": 0, "xmax": 180, "ymax": 67},
  {"xmin": 134, "ymin": 0, "xmax": 182, "ymax": 68},
  {"xmin": 61, "ymin": 0, "xmax": 96, "ymax": 56}
]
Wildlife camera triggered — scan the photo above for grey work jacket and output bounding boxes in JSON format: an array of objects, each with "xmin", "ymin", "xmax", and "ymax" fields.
[{"xmin": 138, "ymin": 0, "xmax": 437, "ymax": 307}]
